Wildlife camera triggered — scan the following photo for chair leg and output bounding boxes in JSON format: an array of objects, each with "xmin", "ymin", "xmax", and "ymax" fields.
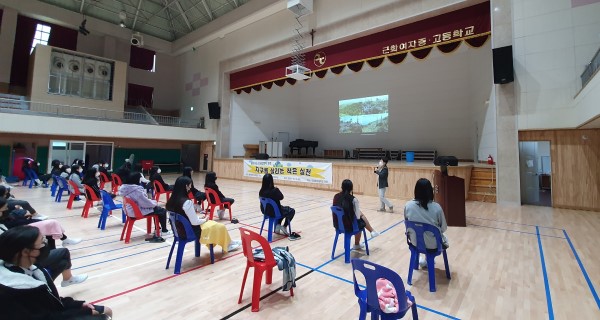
[
  {"xmin": 166, "ymin": 241, "xmax": 176, "ymax": 270},
  {"xmin": 427, "ymin": 254, "xmax": 436, "ymax": 292},
  {"xmin": 120, "ymin": 220, "xmax": 129, "ymax": 241},
  {"xmin": 358, "ymin": 298, "xmax": 367, "ymax": 320},
  {"xmin": 267, "ymin": 217, "xmax": 275, "ymax": 243},
  {"xmin": 174, "ymin": 241, "xmax": 186, "ymax": 274},
  {"xmin": 124, "ymin": 220, "xmax": 135, "ymax": 244},
  {"xmin": 251, "ymin": 268, "xmax": 266, "ymax": 312},
  {"xmin": 154, "ymin": 217, "xmax": 161, "ymax": 237},
  {"xmin": 407, "ymin": 250, "xmax": 415, "ymax": 286},
  {"xmin": 238, "ymin": 264, "xmax": 250, "ymax": 304},
  {"xmin": 443, "ymin": 249, "xmax": 451, "ymax": 279},
  {"xmin": 194, "ymin": 239, "xmax": 201, "ymax": 257},
  {"xmin": 362, "ymin": 229, "xmax": 370, "ymax": 256},
  {"xmin": 331, "ymin": 233, "xmax": 340, "ymax": 260},
  {"xmin": 82, "ymin": 201, "xmax": 91, "ymax": 218},
  {"xmin": 67, "ymin": 195, "xmax": 75, "ymax": 209},
  {"xmin": 265, "ymin": 266, "xmax": 273, "ymax": 285},
  {"xmin": 209, "ymin": 244, "xmax": 215, "ymax": 264},
  {"xmin": 343, "ymin": 233, "xmax": 352, "ymax": 263},
  {"xmin": 260, "ymin": 216, "xmax": 267, "ymax": 236}
]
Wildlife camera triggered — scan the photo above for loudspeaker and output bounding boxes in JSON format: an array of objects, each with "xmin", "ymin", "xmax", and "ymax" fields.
[
  {"xmin": 255, "ymin": 153, "xmax": 270, "ymax": 160},
  {"xmin": 208, "ymin": 102, "xmax": 221, "ymax": 119},
  {"xmin": 493, "ymin": 46, "xmax": 514, "ymax": 84},
  {"xmin": 434, "ymin": 156, "xmax": 458, "ymax": 166}
]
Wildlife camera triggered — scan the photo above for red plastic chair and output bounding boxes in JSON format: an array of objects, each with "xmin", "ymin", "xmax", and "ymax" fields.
[
  {"xmin": 204, "ymin": 187, "xmax": 232, "ymax": 221},
  {"xmin": 66, "ymin": 180, "xmax": 82, "ymax": 210},
  {"xmin": 188, "ymin": 191, "xmax": 205, "ymax": 211},
  {"xmin": 121, "ymin": 196, "xmax": 161, "ymax": 244},
  {"xmin": 153, "ymin": 180, "xmax": 172, "ymax": 203},
  {"xmin": 111, "ymin": 173, "xmax": 122, "ymax": 194},
  {"xmin": 238, "ymin": 228, "xmax": 293, "ymax": 312},
  {"xmin": 82, "ymin": 185, "xmax": 101, "ymax": 218},
  {"xmin": 99, "ymin": 172, "xmax": 111, "ymax": 190}
]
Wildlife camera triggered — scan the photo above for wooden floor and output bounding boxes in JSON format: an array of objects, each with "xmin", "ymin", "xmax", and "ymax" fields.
[{"xmin": 8, "ymin": 173, "xmax": 600, "ymax": 319}]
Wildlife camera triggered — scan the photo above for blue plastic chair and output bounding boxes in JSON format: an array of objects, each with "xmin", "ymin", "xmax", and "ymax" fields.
[
  {"xmin": 98, "ymin": 190, "xmax": 125, "ymax": 230},
  {"xmin": 405, "ymin": 220, "xmax": 451, "ymax": 292},
  {"xmin": 22, "ymin": 168, "xmax": 37, "ymax": 188},
  {"xmin": 259, "ymin": 197, "xmax": 291, "ymax": 242},
  {"xmin": 351, "ymin": 259, "xmax": 418, "ymax": 320},
  {"xmin": 331, "ymin": 206, "xmax": 369, "ymax": 263},
  {"xmin": 166, "ymin": 211, "xmax": 215, "ymax": 274},
  {"xmin": 54, "ymin": 176, "xmax": 70, "ymax": 202},
  {"xmin": 50, "ymin": 175, "xmax": 59, "ymax": 197}
]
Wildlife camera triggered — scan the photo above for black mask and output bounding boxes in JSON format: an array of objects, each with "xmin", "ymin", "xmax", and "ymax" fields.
[{"xmin": 35, "ymin": 245, "xmax": 50, "ymax": 262}]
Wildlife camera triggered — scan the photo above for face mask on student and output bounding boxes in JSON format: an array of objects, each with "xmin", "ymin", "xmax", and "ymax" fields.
[
  {"xmin": 78, "ymin": 169, "xmax": 83, "ymax": 173},
  {"xmin": 95, "ymin": 172, "xmax": 100, "ymax": 177},
  {"xmin": 37, "ymin": 162, "xmax": 40, "ymax": 166},
  {"xmin": 379, "ymin": 161, "xmax": 383, "ymax": 166},
  {"xmin": 66, "ymin": 168, "xmax": 72, "ymax": 173},
  {"xmin": 157, "ymin": 169, "xmax": 161, "ymax": 174},
  {"xmin": 104, "ymin": 163, "xmax": 109, "ymax": 168}
]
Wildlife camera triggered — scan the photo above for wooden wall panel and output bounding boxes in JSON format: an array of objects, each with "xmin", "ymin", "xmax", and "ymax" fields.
[{"xmin": 519, "ymin": 129, "xmax": 600, "ymax": 211}]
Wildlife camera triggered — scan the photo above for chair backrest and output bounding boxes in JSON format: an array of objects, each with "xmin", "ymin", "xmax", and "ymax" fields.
[
  {"xmin": 259, "ymin": 197, "xmax": 282, "ymax": 219},
  {"xmin": 100, "ymin": 190, "xmax": 118, "ymax": 209},
  {"xmin": 167, "ymin": 211, "xmax": 197, "ymax": 242},
  {"xmin": 404, "ymin": 220, "xmax": 443, "ymax": 255},
  {"xmin": 204, "ymin": 187, "xmax": 222, "ymax": 205},
  {"xmin": 122, "ymin": 196, "xmax": 145, "ymax": 219},
  {"xmin": 111, "ymin": 173, "xmax": 122, "ymax": 185},
  {"xmin": 330, "ymin": 206, "xmax": 359, "ymax": 234},
  {"xmin": 83, "ymin": 184, "xmax": 100, "ymax": 201},
  {"xmin": 99, "ymin": 172, "xmax": 110, "ymax": 183},
  {"xmin": 239, "ymin": 227, "xmax": 276, "ymax": 264},
  {"xmin": 187, "ymin": 192, "xmax": 195, "ymax": 201},
  {"xmin": 55, "ymin": 176, "xmax": 68, "ymax": 189},
  {"xmin": 153, "ymin": 180, "xmax": 166, "ymax": 193},
  {"xmin": 67, "ymin": 180, "xmax": 81, "ymax": 195},
  {"xmin": 351, "ymin": 258, "xmax": 411, "ymax": 316}
]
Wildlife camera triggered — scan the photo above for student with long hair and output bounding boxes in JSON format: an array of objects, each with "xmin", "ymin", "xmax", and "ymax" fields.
[
  {"xmin": 204, "ymin": 171, "xmax": 234, "ymax": 220},
  {"xmin": 165, "ymin": 176, "xmax": 240, "ymax": 252},
  {"xmin": 259, "ymin": 173, "xmax": 297, "ymax": 237},
  {"xmin": 0, "ymin": 226, "xmax": 112, "ymax": 319},
  {"xmin": 404, "ymin": 178, "xmax": 449, "ymax": 268},
  {"xmin": 119, "ymin": 172, "xmax": 170, "ymax": 236},
  {"xmin": 150, "ymin": 166, "xmax": 173, "ymax": 191},
  {"xmin": 332, "ymin": 179, "xmax": 379, "ymax": 250},
  {"xmin": 68, "ymin": 164, "xmax": 85, "ymax": 194},
  {"xmin": 182, "ymin": 167, "xmax": 206, "ymax": 205}
]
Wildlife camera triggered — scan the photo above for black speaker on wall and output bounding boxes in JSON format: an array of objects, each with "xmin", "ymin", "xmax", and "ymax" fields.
[
  {"xmin": 208, "ymin": 102, "xmax": 221, "ymax": 119},
  {"xmin": 493, "ymin": 46, "xmax": 514, "ymax": 84}
]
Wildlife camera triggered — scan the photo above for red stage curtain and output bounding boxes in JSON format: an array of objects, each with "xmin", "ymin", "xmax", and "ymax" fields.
[
  {"xmin": 367, "ymin": 57, "xmax": 385, "ymax": 68},
  {"xmin": 48, "ymin": 24, "xmax": 78, "ymax": 51},
  {"xmin": 243, "ymin": 87, "xmax": 252, "ymax": 93},
  {"xmin": 252, "ymin": 84, "xmax": 262, "ymax": 91},
  {"xmin": 127, "ymin": 83, "xmax": 154, "ymax": 108},
  {"xmin": 387, "ymin": 53, "xmax": 407, "ymax": 64},
  {"xmin": 129, "ymin": 46, "xmax": 155, "ymax": 71},
  {"xmin": 437, "ymin": 41, "xmax": 461, "ymax": 53},
  {"xmin": 262, "ymin": 82, "xmax": 273, "ymax": 89},
  {"xmin": 314, "ymin": 70, "xmax": 328, "ymax": 78},
  {"xmin": 347, "ymin": 61, "xmax": 364, "ymax": 72},
  {"xmin": 411, "ymin": 47, "xmax": 432, "ymax": 60},
  {"xmin": 235, "ymin": 89, "xmax": 242, "ymax": 94},
  {"xmin": 274, "ymin": 79, "xmax": 286, "ymax": 87},
  {"xmin": 330, "ymin": 66, "xmax": 345, "ymax": 74},
  {"xmin": 465, "ymin": 34, "xmax": 490, "ymax": 48},
  {"xmin": 286, "ymin": 78, "xmax": 297, "ymax": 85}
]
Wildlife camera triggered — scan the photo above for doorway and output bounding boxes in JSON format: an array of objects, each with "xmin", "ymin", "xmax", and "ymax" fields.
[
  {"xmin": 181, "ymin": 144, "xmax": 200, "ymax": 171},
  {"xmin": 519, "ymin": 141, "xmax": 552, "ymax": 206},
  {"xmin": 86, "ymin": 143, "xmax": 115, "ymax": 169},
  {"xmin": 49, "ymin": 141, "xmax": 85, "ymax": 168}
]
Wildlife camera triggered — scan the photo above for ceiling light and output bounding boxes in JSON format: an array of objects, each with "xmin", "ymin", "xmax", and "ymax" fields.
[{"xmin": 119, "ymin": 11, "xmax": 127, "ymax": 28}]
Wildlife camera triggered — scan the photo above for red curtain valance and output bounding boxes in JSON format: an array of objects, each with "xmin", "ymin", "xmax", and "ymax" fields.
[{"xmin": 231, "ymin": 2, "xmax": 491, "ymax": 93}]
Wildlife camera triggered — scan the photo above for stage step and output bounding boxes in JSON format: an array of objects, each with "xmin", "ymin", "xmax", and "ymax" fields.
[{"xmin": 468, "ymin": 167, "xmax": 496, "ymax": 203}]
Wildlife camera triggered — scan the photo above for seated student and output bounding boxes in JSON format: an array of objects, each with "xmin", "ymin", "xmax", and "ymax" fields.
[
  {"xmin": 332, "ymin": 179, "xmax": 379, "ymax": 250},
  {"xmin": 119, "ymin": 172, "xmax": 170, "ymax": 236},
  {"xmin": 116, "ymin": 160, "xmax": 132, "ymax": 185},
  {"xmin": 165, "ymin": 176, "xmax": 241, "ymax": 252},
  {"xmin": 149, "ymin": 166, "xmax": 173, "ymax": 191},
  {"xmin": 259, "ymin": 173, "xmax": 297, "ymax": 238},
  {"xmin": 204, "ymin": 171, "xmax": 234, "ymax": 220},
  {"xmin": 0, "ymin": 197, "xmax": 81, "ymax": 248},
  {"xmin": 0, "ymin": 225, "xmax": 87, "ymax": 287},
  {"xmin": 0, "ymin": 226, "xmax": 112, "ymax": 319},
  {"xmin": 59, "ymin": 164, "xmax": 71, "ymax": 179},
  {"xmin": 404, "ymin": 178, "xmax": 449, "ymax": 268},
  {"xmin": 182, "ymin": 167, "xmax": 206, "ymax": 205},
  {"xmin": 32, "ymin": 160, "xmax": 52, "ymax": 187},
  {"xmin": 22, "ymin": 159, "xmax": 44, "ymax": 187},
  {"xmin": 82, "ymin": 168, "xmax": 116, "ymax": 201},
  {"xmin": 50, "ymin": 160, "xmax": 63, "ymax": 177},
  {"xmin": 132, "ymin": 164, "xmax": 151, "ymax": 190},
  {"xmin": 68, "ymin": 164, "xmax": 85, "ymax": 194},
  {"xmin": 0, "ymin": 185, "xmax": 47, "ymax": 220}
]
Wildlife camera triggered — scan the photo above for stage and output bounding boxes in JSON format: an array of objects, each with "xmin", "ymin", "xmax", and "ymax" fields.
[{"xmin": 213, "ymin": 158, "xmax": 495, "ymax": 200}]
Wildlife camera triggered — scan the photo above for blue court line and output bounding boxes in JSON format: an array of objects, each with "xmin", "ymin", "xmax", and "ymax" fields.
[
  {"xmin": 71, "ymin": 245, "xmax": 169, "ymax": 270},
  {"xmin": 468, "ymin": 224, "xmax": 566, "ymax": 239},
  {"xmin": 467, "ymin": 216, "xmax": 563, "ymax": 230},
  {"xmin": 296, "ymin": 262, "xmax": 461, "ymax": 319},
  {"xmin": 536, "ymin": 226, "xmax": 554, "ymax": 319},
  {"xmin": 563, "ymin": 230, "xmax": 600, "ymax": 310}
]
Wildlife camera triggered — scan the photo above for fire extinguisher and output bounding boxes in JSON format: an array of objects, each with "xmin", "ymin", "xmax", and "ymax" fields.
[{"xmin": 487, "ymin": 155, "xmax": 494, "ymax": 165}]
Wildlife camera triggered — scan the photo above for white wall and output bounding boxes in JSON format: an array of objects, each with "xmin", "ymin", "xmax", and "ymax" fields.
[{"xmin": 513, "ymin": 0, "xmax": 600, "ymax": 129}]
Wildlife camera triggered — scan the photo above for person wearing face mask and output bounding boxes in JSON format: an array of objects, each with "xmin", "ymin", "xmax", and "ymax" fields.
[
  {"xmin": 374, "ymin": 156, "xmax": 394, "ymax": 213},
  {"xmin": 68, "ymin": 165, "xmax": 85, "ymax": 194},
  {"xmin": 96, "ymin": 160, "xmax": 110, "ymax": 182},
  {"xmin": 204, "ymin": 171, "xmax": 234, "ymax": 220},
  {"xmin": 182, "ymin": 167, "xmax": 206, "ymax": 206},
  {"xmin": 32, "ymin": 160, "xmax": 52, "ymax": 188},
  {"xmin": 0, "ymin": 185, "xmax": 48, "ymax": 220},
  {"xmin": 149, "ymin": 165, "xmax": 173, "ymax": 192},
  {"xmin": 50, "ymin": 160, "xmax": 63, "ymax": 177},
  {"xmin": 22, "ymin": 159, "xmax": 44, "ymax": 187},
  {"xmin": 0, "ymin": 226, "xmax": 112, "ymax": 319},
  {"xmin": 59, "ymin": 164, "xmax": 71, "ymax": 179},
  {"xmin": 83, "ymin": 168, "xmax": 116, "ymax": 201}
]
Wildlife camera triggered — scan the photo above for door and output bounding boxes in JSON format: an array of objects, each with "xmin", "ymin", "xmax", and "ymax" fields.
[
  {"xmin": 181, "ymin": 144, "xmax": 201, "ymax": 171},
  {"xmin": 86, "ymin": 143, "xmax": 114, "ymax": 169},
  {"xmin": 49, "ymin": 140, "xmax": 86, "ymax": 168},
  {"xmin": 519, "ymin": 141, "xmax": 540, "ymax": 205}
]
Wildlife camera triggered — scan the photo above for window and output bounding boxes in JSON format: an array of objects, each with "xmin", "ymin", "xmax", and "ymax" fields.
[{"xmin": 31, "ymin": 24, "xmax": 51, "ymax": 54}]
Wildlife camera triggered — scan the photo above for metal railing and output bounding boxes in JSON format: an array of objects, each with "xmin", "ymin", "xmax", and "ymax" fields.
[
  {"xmin": 581, "ymin": 46, "xmax": 600, "ymax": 88},
  {"xmin": 0, "ymin": 97, "xmax": 205, "ymax": 129}
]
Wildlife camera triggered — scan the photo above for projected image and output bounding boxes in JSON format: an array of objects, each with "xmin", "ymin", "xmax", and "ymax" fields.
[{"xmin": 339, "ymin": 95, "xmax": 389, "ymax": 133}]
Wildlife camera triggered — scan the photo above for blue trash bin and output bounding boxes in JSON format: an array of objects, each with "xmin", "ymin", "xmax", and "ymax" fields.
[{"xmin": 405, "ymin": 151, "xmax": 415, "ymax": 162}]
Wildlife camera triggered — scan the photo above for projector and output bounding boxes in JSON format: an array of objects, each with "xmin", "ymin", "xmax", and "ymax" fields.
[
  {"xmin": 287, "ymin": 0, "xmax": 313, "ymax": 16},
  {"xmin": 286, "ymin": 64, "xmax": 311, "ymax": 80},
  {"xmin": 131, "ymin": 33, "xmax": 144, "ymax": 47}
]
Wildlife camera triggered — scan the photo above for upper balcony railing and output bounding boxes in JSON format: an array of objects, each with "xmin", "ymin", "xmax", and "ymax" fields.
[
  {"xmin": 581, "ymin": 46, "xmax": 600, "ymax": 89},
  {"xmin": 0, "ymin": 97, "xmax": 204, "ymax": 129}
]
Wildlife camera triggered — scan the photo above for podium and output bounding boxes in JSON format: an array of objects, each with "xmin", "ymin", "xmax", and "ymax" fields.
[
  {"xmin": 259, "ymin": 141, "xmax": 283, "ymax": 158},
  {"xmin": 433, "ymin": 170, "xmax": 466, "ymax": 227}
]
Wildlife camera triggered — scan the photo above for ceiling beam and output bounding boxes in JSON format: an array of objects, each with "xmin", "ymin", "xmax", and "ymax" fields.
[
  {"xmin": 131, "ymin": 0, "xmax": 145, "ymax": 30},
  {"xmin": 175, "ymin": 1, "xmax": 193, "ymax": 31},
  {"xmin": 230, "ymin": 0, "xmax": 239, "ymax": 8},
  {"xmin": 201, "ymin": 0, "xmax": 214, "ymax": 21},
  {"xmin": 162, "ymin": 0, "xmax": 177, "ymax": 40},
  {"xmin": 134, "ymin": 0, "xmax": 178, "ymax": 25}
]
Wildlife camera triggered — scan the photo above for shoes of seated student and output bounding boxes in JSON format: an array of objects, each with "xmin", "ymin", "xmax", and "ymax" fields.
[
  {"xmin": 217, "ymin": 209, "xmax": 225, "ymax": 220},
  {"xmin": 31, "ymin": 213, "xmax": 48, "ymax": 220},
  {"xmin": 227, "ymin": 240, "xmax": 242, "ymax": 252},
  {"xmin": 352, "ymin": 243, "xmax": 366, "ymax": 251},
  {"xmin": 160, "ymin": 230, "xmax": 172, "ymax": 236},
  {"xmin": 419, "ymin": 256, "xmax": 428, "ymax": 269},
  {"xmin": 61, "ymin": 274, "xmax": 88, "ymax": 287},
  {"xmin": 377, "ymin": 208, "xmax": 386, "ymax": 212},
  {"xmin": 370, "ymin": 230, "xmax": 380, "ymax": 238},
  {"xmin": 62, "ymin": 238, "xmax": 82, "ymax": 246},
  {"xmin": 274, "ymin": 225, "xmax": 290, "ymax": 236},
  {"xmin": 388, "ymin": 206, "xmax": 394, "ymax": 213},
  {"xmin": 288, "ymin": 232, "xmax": 301, "ymax": 241}
]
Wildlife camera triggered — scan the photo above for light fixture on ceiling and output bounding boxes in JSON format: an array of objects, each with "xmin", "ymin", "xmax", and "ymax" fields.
[
  {"xmin": 79, "ymin": 18, "xmax": 90, "ymax": 36},
  {"xmin": 119, "ymin": 11, "xmax": 127, "ymax": 28}
]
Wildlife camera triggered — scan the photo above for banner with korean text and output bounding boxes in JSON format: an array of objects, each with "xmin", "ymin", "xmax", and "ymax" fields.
[{"xmin": 243, "ymin": 160, "xmax": 333, "ymax": 185}]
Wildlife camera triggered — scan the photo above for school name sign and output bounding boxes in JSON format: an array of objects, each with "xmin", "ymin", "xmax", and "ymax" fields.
[{"xmin": 243, "ymin": 160, "xmax": 333, "ymax": 185}]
